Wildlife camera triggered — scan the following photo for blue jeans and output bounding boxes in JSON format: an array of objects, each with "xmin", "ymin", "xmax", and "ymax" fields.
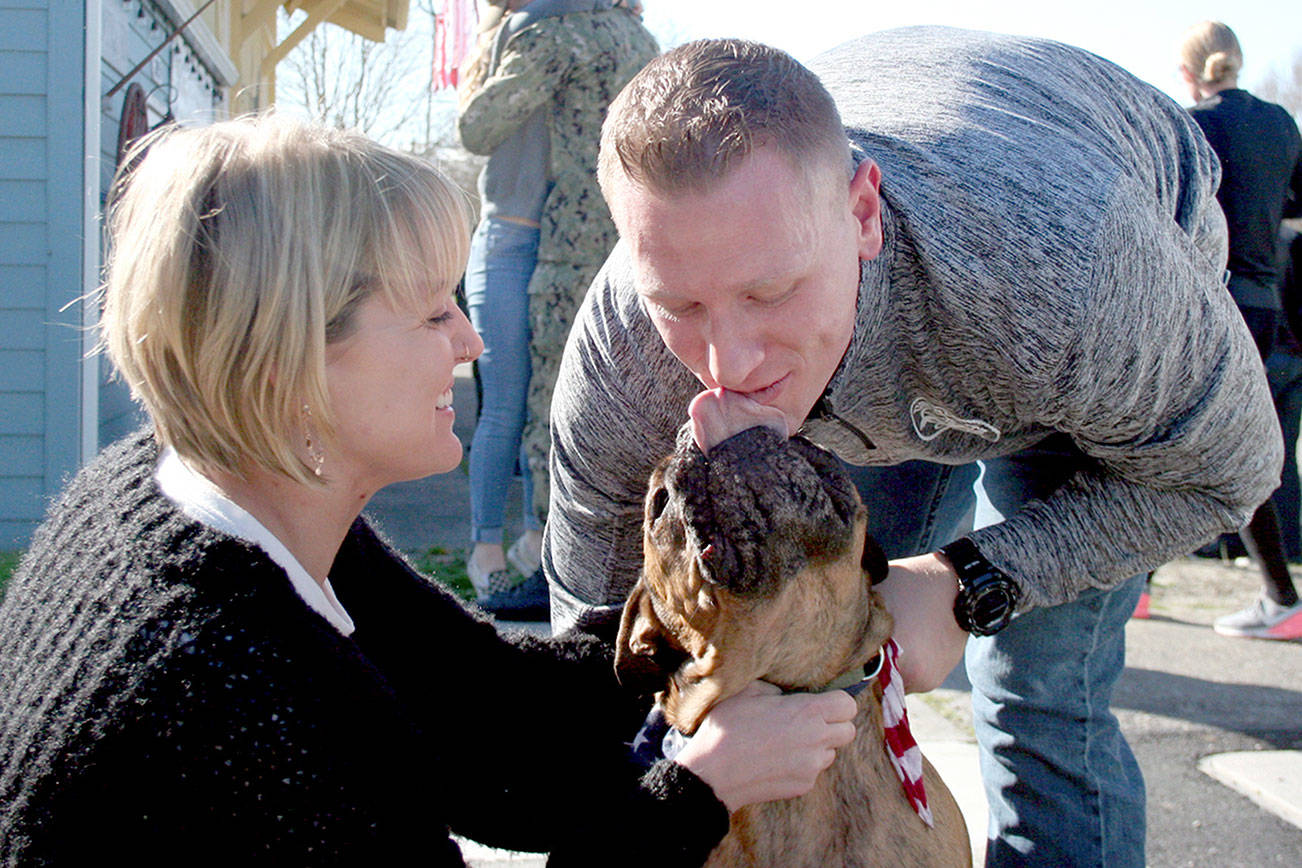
[
  {"xmin": 465, "ymin": 218, "xmax": 542, "ymax": 544},
  {"xmin": 1266, "ymin": 347, "xmax": 1302, "ymax": 560},
  {"xmin": 847, "ymin": 435, "xmax": 1145, "ymax": 867}
]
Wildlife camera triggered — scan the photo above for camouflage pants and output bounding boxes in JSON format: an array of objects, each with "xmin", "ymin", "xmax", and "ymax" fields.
[{"xmin": 524, "ymin": 259, "xmax": 603, "ymax": 523}]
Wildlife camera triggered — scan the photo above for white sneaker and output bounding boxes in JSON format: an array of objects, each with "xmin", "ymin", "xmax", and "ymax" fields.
[
  {"xmin": 466, "ymin": 556, "xmax": 517, "ymax": 600},
  {"xmin": 507, "ymin": 534, "xmax": 542, "ymax": 577},
  {"xmin": 1212, "ymin": 596, "xmax": 1302, "ymax": 640}
]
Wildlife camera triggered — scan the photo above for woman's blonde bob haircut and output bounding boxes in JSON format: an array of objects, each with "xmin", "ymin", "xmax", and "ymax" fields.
[
  {"xmin": 101, "ymin": 113, "xmax": 472, "ymax": 485},
  {"xmin": 1179, "ymin": 20, "xmax": 1243, "ymax": 86}
]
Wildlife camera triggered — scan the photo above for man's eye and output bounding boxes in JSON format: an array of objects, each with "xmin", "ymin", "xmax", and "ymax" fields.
[
  {"xmin": 427, "ymin": 311, "xmax": 454, "ymax": 326},
  {"xmin": 649, "ymin": 300, "xmax": 691, "ymax": 321},
  {"xmin": 751, "ymin": 285, "xmax": 797, "ymax": 306}
]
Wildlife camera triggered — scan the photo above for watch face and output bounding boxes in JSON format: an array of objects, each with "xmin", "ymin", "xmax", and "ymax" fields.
[
  {"xmin": 943, "ymin": 538, "xmax": 1020, "ymax": 636},
  {"xmin": 967, "ymin": 581, "xmax": 1018, "ymax": 635}
]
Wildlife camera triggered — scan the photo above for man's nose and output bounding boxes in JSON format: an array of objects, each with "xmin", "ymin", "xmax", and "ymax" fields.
[{"xmin": 705, "ymin": 320, "xmax": 764, "ymax": 391}]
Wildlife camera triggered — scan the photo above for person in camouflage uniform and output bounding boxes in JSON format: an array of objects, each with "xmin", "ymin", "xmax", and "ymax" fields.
[{"xmin": 458, "ymin": 0, "xmax": 658, "ymax": 524}]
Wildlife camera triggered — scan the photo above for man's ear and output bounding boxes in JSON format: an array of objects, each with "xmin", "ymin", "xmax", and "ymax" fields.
[
  {"xmin": 849, "ymin": 158, "xmax": 883, "ymax": 260},
  {"xmin": 615, "ymin": 581, "xmax": 687, "ymax": 694}
]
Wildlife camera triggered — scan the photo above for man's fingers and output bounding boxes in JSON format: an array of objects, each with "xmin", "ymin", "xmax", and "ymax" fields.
[
  {"xmin": 689, "ymin": 388, "xmax": 788, "ymax": 453},
  {"xmin": 740, "ymin": 679, "xmax": 784, "ymax": 697}
]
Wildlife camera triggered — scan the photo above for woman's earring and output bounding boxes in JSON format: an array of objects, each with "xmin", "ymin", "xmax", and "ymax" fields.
[{"xmin": 302, "ymin": 404, "xmax": 325, "ymax": 477}]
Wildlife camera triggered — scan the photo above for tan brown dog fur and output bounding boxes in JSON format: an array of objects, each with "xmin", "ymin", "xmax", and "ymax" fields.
[{"xmin": 616, "ymin": 428, "xmax": 970, "ymax": 867}]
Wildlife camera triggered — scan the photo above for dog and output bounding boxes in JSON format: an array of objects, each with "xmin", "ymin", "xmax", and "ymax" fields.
[{"xmin": 615, "ymin": 424, "xmax": 971, "ymax": 867}]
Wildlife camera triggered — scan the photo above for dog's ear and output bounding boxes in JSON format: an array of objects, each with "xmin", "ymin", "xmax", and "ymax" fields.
[
  {"xmin": 861, "ymin": 529, "xmax": 890, "ymax": 585},
  {"xmin": 615, "ymin": 580, "xmax": 688, "ymax": 695}
]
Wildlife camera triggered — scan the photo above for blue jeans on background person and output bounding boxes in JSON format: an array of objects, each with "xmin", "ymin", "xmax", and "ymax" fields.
[
  {"xmin": 465, "ymin": 218, "xmax": 542, "ymax": 546},
  {"xmin": 845, "ymin": 433, "xmax": 1145, "ymax": 867},
  {"xmin": 1266, "ymin": 346, "xmax": 1302, "ymax": 561}
]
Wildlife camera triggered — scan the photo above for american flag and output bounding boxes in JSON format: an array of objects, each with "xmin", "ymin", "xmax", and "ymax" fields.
[{"xmin": 433, "ymin": 0, "xmax": 477, "ymax": 89}]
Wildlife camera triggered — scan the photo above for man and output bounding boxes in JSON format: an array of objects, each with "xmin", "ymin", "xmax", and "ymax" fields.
[{"xmin": 544, "ymin": 30, "xmax": 1281, "ymax": 866}]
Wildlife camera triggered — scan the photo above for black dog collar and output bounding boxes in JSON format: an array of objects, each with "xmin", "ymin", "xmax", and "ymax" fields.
[{"xmin": 826, "ymin": 650, "xmax": 885, "ymax": 696}]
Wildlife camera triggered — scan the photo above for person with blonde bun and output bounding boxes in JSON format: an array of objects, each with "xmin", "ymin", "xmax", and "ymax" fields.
[
  {"xmin": 1180, "ymin": 20, "xmax": 1302, "ymax": 640},
  {"xmin": 0, "ymin": 114, "xmax": 857, "ymax": 865}
]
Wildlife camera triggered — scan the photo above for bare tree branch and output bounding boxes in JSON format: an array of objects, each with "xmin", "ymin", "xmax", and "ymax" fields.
[
  {"xmin": 275, "ymin": 6, "xmax": 451, "ymax": 149},
  {"xmin": 1256, "ymin": 49, "xmax": 1302, "ymax": 120}
]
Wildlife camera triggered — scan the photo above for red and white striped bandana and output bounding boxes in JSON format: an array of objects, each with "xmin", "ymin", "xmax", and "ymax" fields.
[{"xmin": 879, "ymin": 638, "xmax": 934, "ymax": 827}]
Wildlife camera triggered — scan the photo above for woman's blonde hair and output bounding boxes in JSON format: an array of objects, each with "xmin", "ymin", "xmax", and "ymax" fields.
[
  {"xmin": 101, "ymin": 113, "xmax": 472, "ymax": 484},
  {"xmin": 1180, "ymin": 20, "xmax": 1243, "ymax": 86}
]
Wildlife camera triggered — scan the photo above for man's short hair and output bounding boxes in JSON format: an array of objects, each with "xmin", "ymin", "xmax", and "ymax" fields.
[
  {"xmin": 101, "ymin": 113, "xmax": 472, "ymax": 484},
  {"xmin": 598, "ymin": 38, "xmax": 851, "ymax": 198}
]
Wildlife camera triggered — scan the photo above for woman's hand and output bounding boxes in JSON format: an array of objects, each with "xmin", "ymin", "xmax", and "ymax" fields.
[{"xmin": 673, "ymin": 681, "xmax": 857, "ymax": 813}]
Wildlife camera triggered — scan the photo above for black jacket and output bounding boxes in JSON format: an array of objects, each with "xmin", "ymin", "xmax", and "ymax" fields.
[
  {"xmin": 1190, "ymin": 88, "xmax": 1302, "ymax": 299},
  {"xmin": 0, "ymin": 431, "xmax": 726, "ymax": 866}
]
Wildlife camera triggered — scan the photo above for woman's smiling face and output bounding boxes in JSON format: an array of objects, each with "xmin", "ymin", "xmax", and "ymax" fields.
[{"xmin": 323, "ymin": 285, "xmax": 482, "ymax": 494}]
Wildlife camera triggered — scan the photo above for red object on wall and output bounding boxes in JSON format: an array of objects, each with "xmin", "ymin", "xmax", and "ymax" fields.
[{"xmin": 117, "ymin": 82, "xmax": 150, "ymax": 167}]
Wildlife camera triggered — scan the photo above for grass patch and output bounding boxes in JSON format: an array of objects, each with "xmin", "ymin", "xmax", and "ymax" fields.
[
  {"xmin": 918, "ymin": 689, "xmax": 975, "ymax": 737},
  {"xmin": 0, "ymin": 550, "xmax": 22, "ymax": 602},
  {"xmin": 410, "ymin": 546, "xmax": 476, "ymax": 601}
]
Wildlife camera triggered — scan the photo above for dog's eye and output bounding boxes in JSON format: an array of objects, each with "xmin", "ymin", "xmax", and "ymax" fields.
[{"xmin": 649, "ymin": 486, "xmax": 670, "ymax": 522}]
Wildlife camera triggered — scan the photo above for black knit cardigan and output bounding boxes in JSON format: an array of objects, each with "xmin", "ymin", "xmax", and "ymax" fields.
[{"xmin": 0, "ymin": 431, "xmax": 727, "ymax": 866}]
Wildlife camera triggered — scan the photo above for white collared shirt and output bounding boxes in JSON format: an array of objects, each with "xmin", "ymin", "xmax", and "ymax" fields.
[{"xmin": 155, "ymin": 447, "xmax": 356, "ymax": 637}]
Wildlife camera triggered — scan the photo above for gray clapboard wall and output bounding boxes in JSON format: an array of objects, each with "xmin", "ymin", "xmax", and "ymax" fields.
[
  {"xmin": 0, "ymin": 1, "xmax": 228, "ymax": 548},
  {"xmin": 0, "ymin": 1, "xmax": 95, "ymax": 548}
]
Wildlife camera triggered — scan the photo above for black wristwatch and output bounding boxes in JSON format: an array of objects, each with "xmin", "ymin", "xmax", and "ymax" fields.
[{"xmin": 939, "ymin": 537, "xmax": 1020, "ymax": 636}]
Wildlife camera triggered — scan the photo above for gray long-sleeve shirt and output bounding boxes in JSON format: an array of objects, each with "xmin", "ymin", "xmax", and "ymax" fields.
[{"xmin": 544, "ymin": 26, "xmax": 1282, "ymax": 632}]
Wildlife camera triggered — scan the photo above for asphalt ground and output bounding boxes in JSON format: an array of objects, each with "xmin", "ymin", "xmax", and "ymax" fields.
[{"xmin": 365, "ymin": 364, "xmax": 1302, "ymax": 867}]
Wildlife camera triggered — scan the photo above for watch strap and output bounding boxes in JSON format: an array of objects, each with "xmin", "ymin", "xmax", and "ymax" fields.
[{"xmin": 939, "ymin": 536, "xmax": 986, "ymax": 586}]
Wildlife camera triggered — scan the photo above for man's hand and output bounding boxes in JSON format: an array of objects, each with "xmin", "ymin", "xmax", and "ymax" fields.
[{"xmin": 874, "ymin": 553, "xmax": 969, "ymax": 693}]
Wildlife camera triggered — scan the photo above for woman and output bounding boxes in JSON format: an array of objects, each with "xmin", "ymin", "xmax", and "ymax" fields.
[
  {"xmin": 0, "ymin": 116, "xmax": 855, "ymax": 864},
  {"xmin": 456, "ymin": 0, "xmax": 659, "ymax": 616},
  {"xmin": 1179, "ymin": 20, "xmax": 1302, "ymax": 640},
  {"xmin": 458, "ymin": 0, "xmax": 548, "ymax": 598}
]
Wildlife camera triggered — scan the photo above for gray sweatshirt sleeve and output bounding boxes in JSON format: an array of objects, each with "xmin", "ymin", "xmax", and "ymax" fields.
[
  {"xmin": 544, "ymin": 249, "xmax": 698, "ymax": 633},
  {"xmin": 970, "ymin": 177, "xmax": 1283, "ymax": 608}
]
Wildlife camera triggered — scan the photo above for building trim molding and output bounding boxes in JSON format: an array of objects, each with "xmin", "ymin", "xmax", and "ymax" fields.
[{"xmin": 155, "ymin": 0, "xmax": 240, "ymax": 86}]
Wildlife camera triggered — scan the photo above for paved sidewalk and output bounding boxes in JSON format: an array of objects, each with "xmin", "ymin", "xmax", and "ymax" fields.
[{"xmin": 365, "ymin": 365, "xmax": 1302, "ymax": 867}]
